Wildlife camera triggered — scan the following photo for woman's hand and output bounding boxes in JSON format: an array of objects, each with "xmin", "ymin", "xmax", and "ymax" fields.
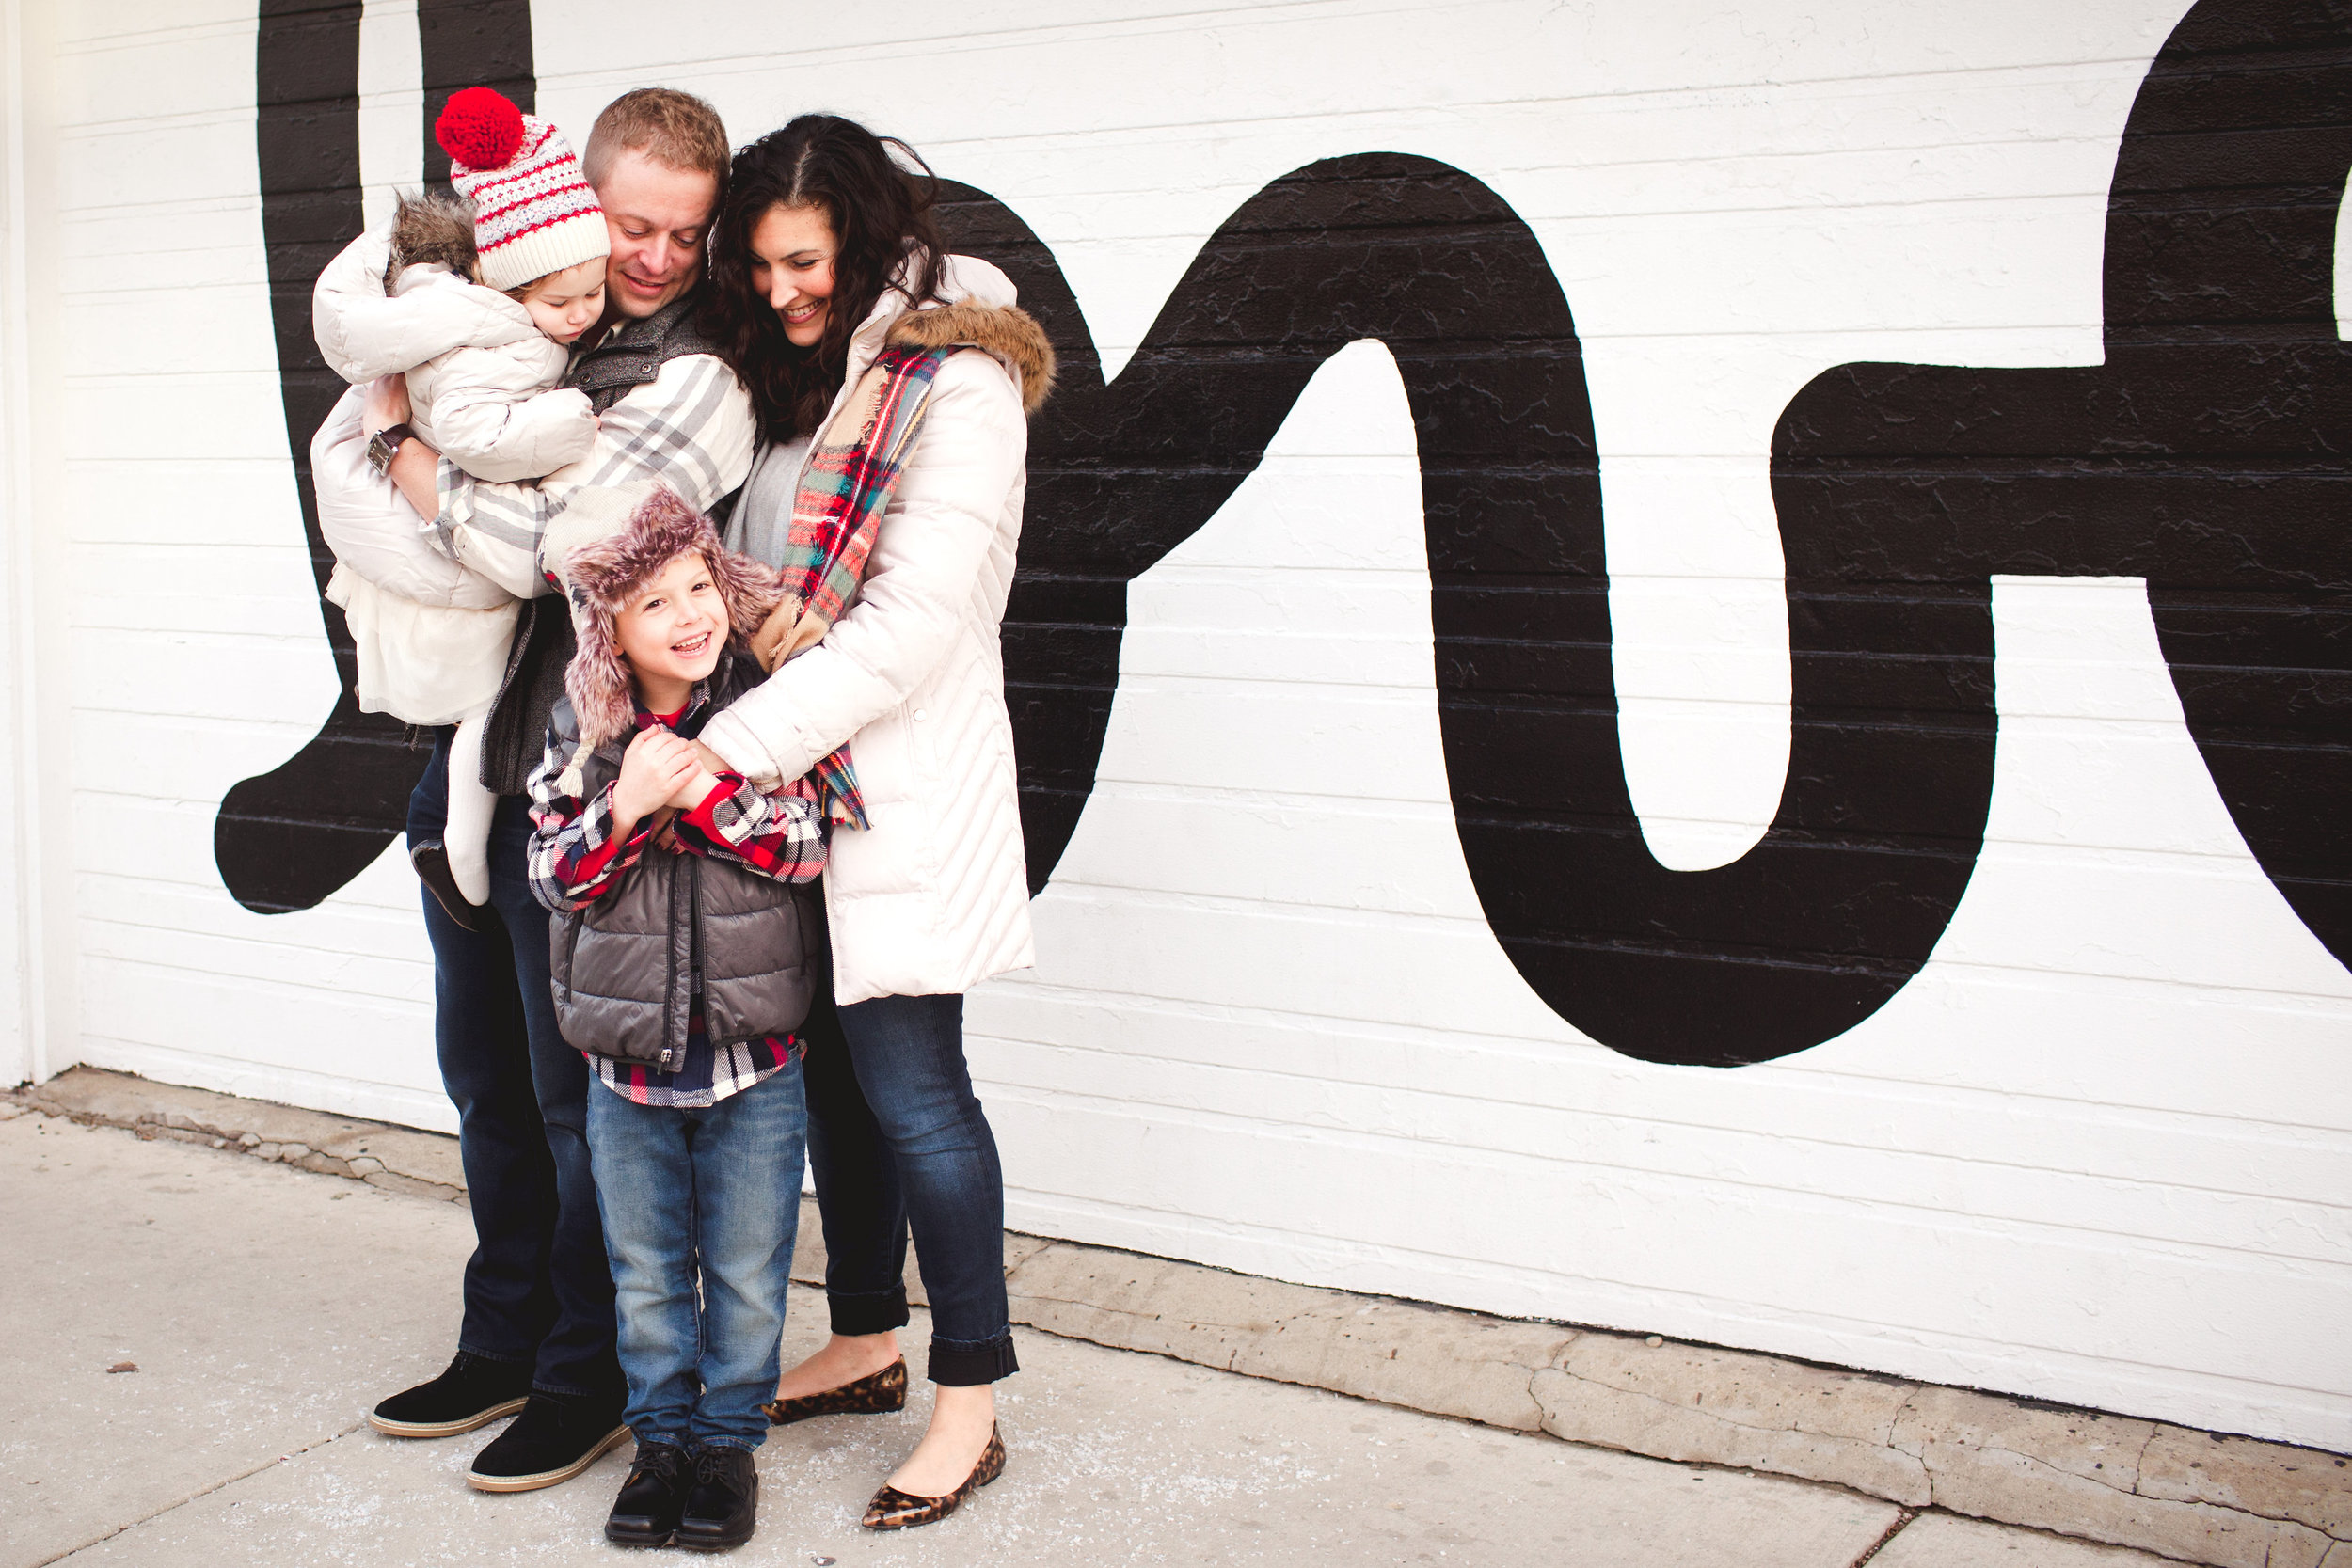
[
  {"xmin": 361, "ymin": 373, "xmax": 412, "ymax": 438},
  {"xmin": 665, "ymin": 757, "xmax": 723, "ymax": 812},
  {"xmin": 612, "ymin": 729, "xmax": 703, "ymax": 836}
]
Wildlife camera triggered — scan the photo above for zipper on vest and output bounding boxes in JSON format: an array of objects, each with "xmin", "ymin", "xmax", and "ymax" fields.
[
  {"xmin": 659, "ymin": 855, "xmax": 692, "ymax": 1073},
  {"xmin": 689, "ymin": 862, "xmax": 705, "ymax": 999}
]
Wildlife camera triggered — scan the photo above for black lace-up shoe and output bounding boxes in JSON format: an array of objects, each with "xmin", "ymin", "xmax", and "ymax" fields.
[
  {"xmin": 674, "ymin": 1444, "xmax": 758, "ymax": 1552},
  {"xmin": 467, "ymin": 1390, "xmax": 632, "ymax": 1493},
  {"xmin": 369, "ymin": 1352, "xmax": 532, "ymax": 1438},
  {"xmin": 606, "ymin": 1440, "xmax": 691, "ymax": 1546}
]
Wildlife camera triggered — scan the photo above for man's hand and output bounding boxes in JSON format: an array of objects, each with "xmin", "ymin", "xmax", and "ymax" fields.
[
  {"xmin": 360, "ymin": 373, "xmax": 412, "ymax": 437},
  {"xmin": 360, "ymin": 373, "xmax": 441, "ymax": 519},
  {"xmin": 612, "ymin": 729, "xmax": 704, "ymax": 836}
]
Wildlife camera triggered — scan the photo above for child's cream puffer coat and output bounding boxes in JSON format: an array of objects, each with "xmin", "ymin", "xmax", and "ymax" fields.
[
  {"xmin": 305, "ymin": 224, "xmax": 584, "ymax": 726},
  {"xmin": 313, "ymin": 226, "xmax": 595, "ymax": 484}
]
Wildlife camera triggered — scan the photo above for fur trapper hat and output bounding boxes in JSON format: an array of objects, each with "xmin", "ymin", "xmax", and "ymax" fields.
[{"xmin": 554, "ymin": 484, "xmax": 784, "ymax": 781}]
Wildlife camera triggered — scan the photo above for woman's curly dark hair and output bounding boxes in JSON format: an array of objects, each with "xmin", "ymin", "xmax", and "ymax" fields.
[{"xmin": 705, "ymin": 115, "xmax": 947, "ymax": 443}]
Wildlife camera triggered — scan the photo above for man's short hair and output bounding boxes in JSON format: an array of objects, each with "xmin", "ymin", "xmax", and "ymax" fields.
[{"xmin": 583, "ymin": 88, "xmax": 729, "ymax": 189}]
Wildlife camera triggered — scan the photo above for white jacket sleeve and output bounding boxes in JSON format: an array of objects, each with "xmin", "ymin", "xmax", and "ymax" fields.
[
  {"xmin": 698, "ymin": 351, "xmax": 1026, "ymax": 785},
  {"xmin": 428, "ymin": 373, "xmax": 597, "ymax": 483},
  {"xmin": 427, "ymin": 354, "xmax": 757, "ymax": 601},
  {"xmin": 312, "ymin": 228, "xmax": 492, "ymax": 385},
  {"xmin": 310, "ymin": 387, "xmax": 516, "ymax": 610},
  {"xmin": 312, "ymin": 228, "xmax": 400, "ymax": 384}
]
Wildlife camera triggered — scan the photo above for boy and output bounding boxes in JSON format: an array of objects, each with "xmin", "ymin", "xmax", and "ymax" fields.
[{"xmin": 528, "ymin": 484, "xmax": 827, "ymax": 1551}]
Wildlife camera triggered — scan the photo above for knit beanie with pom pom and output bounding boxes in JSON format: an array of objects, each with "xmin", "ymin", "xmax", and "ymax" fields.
[{"xmin": 434, "ymin": 87, "xmax": 610, "ymax": 292}]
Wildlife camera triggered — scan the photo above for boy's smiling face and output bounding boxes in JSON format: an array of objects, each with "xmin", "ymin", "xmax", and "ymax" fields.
[{"xmin": 614, "ymin": 551, "xmax": 729, "ymax": 713}]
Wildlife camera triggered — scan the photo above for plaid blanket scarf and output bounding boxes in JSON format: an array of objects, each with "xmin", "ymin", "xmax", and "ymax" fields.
[{"xmin": 751, "ymin": 341, "xmax": 961, "ymax": 829}]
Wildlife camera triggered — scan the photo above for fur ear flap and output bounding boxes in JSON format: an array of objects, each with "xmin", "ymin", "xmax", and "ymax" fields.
[
  {"xmin": 564, "ymin": 605, "xmax": 640, "ymax": 755},
  {"xmin": 709, "ymin": 544, "xmax": 787, "ymax": 656}
]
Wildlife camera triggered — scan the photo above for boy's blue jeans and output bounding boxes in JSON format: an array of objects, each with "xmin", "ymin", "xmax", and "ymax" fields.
[{"xmin": 586, "ymin": 1063, "xmax": 808, "ymax": 1450}]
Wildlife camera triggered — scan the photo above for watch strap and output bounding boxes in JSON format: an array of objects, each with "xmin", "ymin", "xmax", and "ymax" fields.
[{"xmin": 367, "ymin": 421, "xmax": 416, "ymax": 475}]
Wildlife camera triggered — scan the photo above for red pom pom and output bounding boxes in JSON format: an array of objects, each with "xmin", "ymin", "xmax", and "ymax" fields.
[{"xmin": 435, "ymin": 87, "xmax": 526, "ymax": 172}]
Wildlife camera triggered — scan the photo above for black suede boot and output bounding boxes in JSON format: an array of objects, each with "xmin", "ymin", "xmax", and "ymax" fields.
[
  {"xmin": 467, "ymin": 1390, "xmax": 632, "ymax": 1493},
  {"xmin": 606, "ymin": 1440, "xmax": 691, "ymax": 1546},
  {"xmin": 674, "ymin": 1445, "xmax": 758, "ymax": 1552},
  {"xmin": 369, "ymin": 1351, "xmax": 532, "ymax": 1438}
]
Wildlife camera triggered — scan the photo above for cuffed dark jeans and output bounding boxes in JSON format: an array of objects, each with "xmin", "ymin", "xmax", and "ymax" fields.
[
  {"xmin": 802, "ymin": 974, "xmax": 1018, "ymax": 1387},
  {"xmin": 409, "ymin": 729, "xmax": 620, "ymax": 1400}
]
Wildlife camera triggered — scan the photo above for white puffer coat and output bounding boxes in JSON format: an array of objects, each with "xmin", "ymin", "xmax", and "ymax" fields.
[
  {"xmin": 313, "ymin": 226, "xmax": 596, "ymax": 483},
  {"xmin": 700, "ymin": 255, "xmax": 1054, "ymax": 1005},
  {"xmin": 310, "ymin": 389, "xmax": 518, "ymax": 724},
  {"xmin": 307, "ymin": 225, "xmax": 576, "ymax": 725}
]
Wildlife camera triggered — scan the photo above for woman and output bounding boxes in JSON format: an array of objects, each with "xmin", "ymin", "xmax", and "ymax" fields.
[{"xmin": 694, "ymin": 115, "xmax": 1053, "ymax": 1529}]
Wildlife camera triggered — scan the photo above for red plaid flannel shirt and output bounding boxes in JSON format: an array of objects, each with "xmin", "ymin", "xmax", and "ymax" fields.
[{"xmin": 527, "ymin": 696, "xmax": 829, "ymax": 914}]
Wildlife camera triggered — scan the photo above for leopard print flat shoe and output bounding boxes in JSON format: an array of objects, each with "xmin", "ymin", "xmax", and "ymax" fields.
[
  {"xmin": 860, "ymin": 1424, "xmax": 1006, "ymax": 1530},
  {"xmin": 760, "ymin": 1356, "xmax": 909, "ymax": 1426}
]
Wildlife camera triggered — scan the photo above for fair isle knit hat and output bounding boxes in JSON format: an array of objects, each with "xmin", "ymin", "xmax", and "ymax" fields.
[{"xmin": 433, "ymin": 87, "xmax": 610, "ymax": 293}]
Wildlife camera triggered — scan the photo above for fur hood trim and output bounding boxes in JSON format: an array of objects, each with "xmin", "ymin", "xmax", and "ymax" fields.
[
  {"xmin": 561, "ymin": 486, "xmax": 786, "ymax": 756},
  {"xmin": 886, "ymin": 299, "xmax": 1057, "ymax": 414},
  {"xmin": 385, "ymin": 191, "xmax": 479, "ymax": 287}
]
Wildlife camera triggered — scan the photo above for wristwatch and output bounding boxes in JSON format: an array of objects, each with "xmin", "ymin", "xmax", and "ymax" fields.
[{"xmin": 366, "ymin": 421, "xmax": 415, "ymax": 476}]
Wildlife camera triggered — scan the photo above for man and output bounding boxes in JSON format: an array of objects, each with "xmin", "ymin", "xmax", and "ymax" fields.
[{"xmin": 338, "ymin": 87, "xmax": 756, "ymax": 1494}]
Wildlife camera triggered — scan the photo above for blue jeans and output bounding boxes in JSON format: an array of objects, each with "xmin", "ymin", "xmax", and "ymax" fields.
[
  {"xmin": 587, "ymin": 1065, "xmax": 808, "ymax": 1450},
  {"xmin": 408, "ymin": 731, "xmax": 619, "ymax": 1399},
  {"xmin": 803, "ymin": 990, "xmax": 1019, "ymax": 1386}
]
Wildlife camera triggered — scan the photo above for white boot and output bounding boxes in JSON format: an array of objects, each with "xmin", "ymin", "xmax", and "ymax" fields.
[{"xmin": 443, "ymin": 712, "xmax": 496, "ymax": 907}]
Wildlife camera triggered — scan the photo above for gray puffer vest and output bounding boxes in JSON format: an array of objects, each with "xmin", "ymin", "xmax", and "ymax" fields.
[{"xmin": 546, "ymin": 657, "xmax": 822, "ymax": 1072}]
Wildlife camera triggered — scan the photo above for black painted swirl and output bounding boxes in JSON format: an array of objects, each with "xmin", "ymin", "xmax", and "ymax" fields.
[
  {"xmin": 218, "ymin": 0, "xmax": 537, "ymax": 915},
  {"xmin": 223, "ymin": 0, "xmax": 2352, "ymax": 1069}
]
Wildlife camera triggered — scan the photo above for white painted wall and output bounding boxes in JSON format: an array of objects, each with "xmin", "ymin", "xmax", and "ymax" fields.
[
  {"xmin": 12, "ymin": 0, "xmax": 2347, "ymax": 1453},
  {"xmin": 0, "ymin": 0, "xmax": 30, "ymax": 1091}
]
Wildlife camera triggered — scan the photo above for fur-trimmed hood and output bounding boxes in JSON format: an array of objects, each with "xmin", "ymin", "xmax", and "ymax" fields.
[
  {"xmin": 886, "ymin": 294, "xmax": 1056, "ymax": 414},
  {"xmin": 838, "ymin": 252, "xmax": 1057, "ymax": 416},
  {"xmin": 385, "ymin": 190, "xmax": 479, "ymax": 286},
  {"xmin": 557, "ymin": 485, "xmax": 785, "ymax": 756}
]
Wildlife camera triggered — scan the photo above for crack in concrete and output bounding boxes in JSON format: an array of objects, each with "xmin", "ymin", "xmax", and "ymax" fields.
[
  {"xmin": 1846, "ymin": 1507, "xmax": 1921, "ymax": 1568},
  {"xmin": 36, "ymin": 1420, "xmax": 368, "ymax": 1565},
  {"xmin": 2132, "ymin": 1422, "xmax": 2163, "ymax": 1500},
  {"xmin": 1541, "ymin": 1364, "xmax": 1915, "ymax": 1450}
]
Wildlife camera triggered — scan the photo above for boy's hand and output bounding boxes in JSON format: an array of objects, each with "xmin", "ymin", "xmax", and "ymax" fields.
[{"xmin": 612, "ymin": 729, "xmax": 702, "ymax": 835}]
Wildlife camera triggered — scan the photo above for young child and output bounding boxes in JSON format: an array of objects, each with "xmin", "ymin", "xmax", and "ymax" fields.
[
  {"xmin": 311, "ymin": 86, "xmax": 611, "ymax": 920},
  {"xmin": 527, "ymin": 483, "xmax": 829, "ymax": 1553}
]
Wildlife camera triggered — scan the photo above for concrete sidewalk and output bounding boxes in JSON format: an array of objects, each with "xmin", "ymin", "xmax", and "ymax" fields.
[{"xmin": 2, "ymin": 1109, "xmax": 2188, "ymax": 1568}]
